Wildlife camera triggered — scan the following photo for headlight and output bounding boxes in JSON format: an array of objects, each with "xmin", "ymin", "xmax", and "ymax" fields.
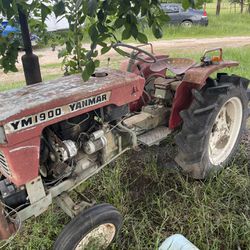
[{"xmin": 0, "ymin": 126, "xmax": 6, "ymax": 144}]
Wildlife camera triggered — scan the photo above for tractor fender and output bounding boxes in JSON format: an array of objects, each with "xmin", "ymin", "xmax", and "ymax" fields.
[
  {"xmin": 182, "ymin": 61, "xmax": 239, "ymax": 85},
  {"xmin": 169, "ymin": 61, "xmax": 239, "ymax": 129}
]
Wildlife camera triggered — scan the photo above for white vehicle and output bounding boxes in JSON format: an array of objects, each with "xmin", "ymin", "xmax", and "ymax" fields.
[{"xmin": 45, "ymin": 14, "xmax": 69, "ymax": 32}]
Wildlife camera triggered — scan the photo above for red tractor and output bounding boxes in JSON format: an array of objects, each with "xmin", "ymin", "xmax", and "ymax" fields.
[{"xmin": 0, "ymin": 43, "xmax": 249, "ymax": 249}]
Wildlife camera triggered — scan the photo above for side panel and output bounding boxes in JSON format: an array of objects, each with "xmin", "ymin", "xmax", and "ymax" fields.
[{"xmin": 1, "ymin": 137, "xmax": 40, "ymax": 186}]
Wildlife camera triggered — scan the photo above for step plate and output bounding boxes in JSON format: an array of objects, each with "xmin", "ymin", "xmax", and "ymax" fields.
[{"xmin": 138, "ymin": 126, "xmax": 171, "ymax": 146}]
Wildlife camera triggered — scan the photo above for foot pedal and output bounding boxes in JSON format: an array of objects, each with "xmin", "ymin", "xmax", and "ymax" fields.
[{"xmin": 138, "ymin": 126, "xmax": 171, "ymax": 146}]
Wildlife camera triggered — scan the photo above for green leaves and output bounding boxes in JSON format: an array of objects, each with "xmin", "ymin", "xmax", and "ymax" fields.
[
  {"xmin": 75, "ymin": 0, "xmax": 83, "ymax": 10},
  {"xmin": 41, "ymin": 3, "xmax": 51, "ymax": 23},
  {"xmin": 137, "ymin": 33, "xmax": 148, "ymax": 44},
  {"xmin": 0, "ymin": 36, "xmax": 19, "ymax": 73},
  {"xmin": 152, "ymin": 24, "xmax": 163, "ymax": 39},
  {"xmin": 88, "ymin": 24, "xmax": 99, "ymax": 41},
  {"xmin": 101, "ymin": 46, "xmax": 111, "ymax": 55},
  {"xmin": 122, "ymin": 25, "xmax": 131, "ymax": 40},
  {"xmin": 114, "ymin": 18, "xmax": 125, "ymax": 29},
  {"xmin": 0, "ymin": 0, "xmax": 203, "ymax": 81},
  {"xmin": 82, "ymin": 60, "xmax": 95, "ymax": 81},
  {"xmin": 182, "ymin": 0, "xmax": 191, "ymax": 10},
  {"xmin": 53, "ymin": 1, "xmax": 65, "ymax": 17}
]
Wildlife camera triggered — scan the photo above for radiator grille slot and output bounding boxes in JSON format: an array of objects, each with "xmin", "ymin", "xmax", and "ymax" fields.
[{"xmin": 0, "ymin": 151, "xmax": 11, "ymax": 177}]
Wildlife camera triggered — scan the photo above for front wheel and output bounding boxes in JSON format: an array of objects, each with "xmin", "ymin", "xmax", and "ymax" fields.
[
  {"xmin": 175, "ymin": 76, "xmax": 249, "ymax": 179},
  {"xmin": 54, "ymin": 203, "xmax": 123, "ymax": 250}
]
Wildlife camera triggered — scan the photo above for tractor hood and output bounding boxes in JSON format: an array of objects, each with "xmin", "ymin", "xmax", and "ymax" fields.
[{"xmin": 0, "ymin": 68, "xmax": 144, "ymax": 145}]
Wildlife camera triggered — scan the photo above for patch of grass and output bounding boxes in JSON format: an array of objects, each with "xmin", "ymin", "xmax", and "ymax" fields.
[
  {"xmin": 41, "ymin": 63, "xmax": 61, "ymax": 70},
  {"xmin": 5, "ymin": 144, "xmax": 249, "ymax": 250},
  {"xmin": 143, "ymin": 12, "xmax": 250, "ymax": 41},
  {"xmin": 154, "ymin": 46, "xmax": 250, "ymax": 80},
  {"xmin": 0, "ymin": 73, "xmax": 62, "ymax": 92}
]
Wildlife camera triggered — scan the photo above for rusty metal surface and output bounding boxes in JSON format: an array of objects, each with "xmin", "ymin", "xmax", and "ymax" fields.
[
  {"xmin": 0, "ymin": 203, "xmax": 16, "ymax": 240},
  {"xmin": 0, "ymin": 68, "xmax": 143, "ymax": 122},
  {"xmin": 183, "ymin": 61, "xmax": 239, "ymax": 85},
  {"xmin": 150, "ymin": 58, "xmax": 196, "ymax": 75}
]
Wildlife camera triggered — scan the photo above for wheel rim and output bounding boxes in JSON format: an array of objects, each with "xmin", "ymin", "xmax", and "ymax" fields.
[
  {"xmin": 208, "ymin": 97, "xmax": 243, "ymax": 165},
  {"xmin": 181, "ymin": 21, "xmax": 192, "ymax": 27},
  {"xmin": 75, "ymin": 223, "xmax": 116, "ymax": 250}
]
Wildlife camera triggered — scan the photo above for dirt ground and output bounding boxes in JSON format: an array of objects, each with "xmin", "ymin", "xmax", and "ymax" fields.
[{"xmin": 1, "ymin": 36, "xmax": 250, "ymax": 84}]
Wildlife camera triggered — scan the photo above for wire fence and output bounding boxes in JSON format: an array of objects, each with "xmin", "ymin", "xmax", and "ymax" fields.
[{"xmin": 206, "ymin": 2, "xmax": 250, "ymax": 14}]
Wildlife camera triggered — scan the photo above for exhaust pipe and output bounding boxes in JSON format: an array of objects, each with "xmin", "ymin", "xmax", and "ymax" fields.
[{"xmin": 18, "ymin": 6, "xmax": 42, "ymax": 85}]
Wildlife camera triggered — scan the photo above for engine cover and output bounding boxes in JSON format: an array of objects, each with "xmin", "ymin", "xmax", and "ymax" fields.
[{"xmin": 0, "ymin": 68, "xmax": 145, "ymax": 186}]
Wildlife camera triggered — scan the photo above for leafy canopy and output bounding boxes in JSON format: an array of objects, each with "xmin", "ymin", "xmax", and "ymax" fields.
[{"xmin": 0, "ymin": 0, "xmax": 201, "ymax": 80}]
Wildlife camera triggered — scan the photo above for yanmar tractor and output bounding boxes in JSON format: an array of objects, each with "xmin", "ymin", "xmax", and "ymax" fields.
[{"xmin": 0, "ymin": 43, "xmax": 249, "ymax": 249}]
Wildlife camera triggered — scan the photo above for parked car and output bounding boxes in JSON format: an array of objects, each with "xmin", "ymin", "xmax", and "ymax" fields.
[{"xmin": 160, "ymin": 3, "xmax": 208, "ymax": 27}]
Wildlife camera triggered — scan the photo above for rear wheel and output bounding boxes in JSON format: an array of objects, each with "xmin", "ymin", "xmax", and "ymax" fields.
[
  {"xmin": 175, "ymin": 77, "xmax": 249, "ymax": 179},
  {"xmin": 54, "ymin": 203, "xmax": 123, "ymax": 250},
  {"xmin": 181, "ymin": 20, "xmax": 193, "ymax": 27}
]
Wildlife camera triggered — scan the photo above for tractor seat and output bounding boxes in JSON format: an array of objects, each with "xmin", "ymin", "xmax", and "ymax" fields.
[{"xmin": 150, "ymin": 58, "xmax": 197, "ymax": 75}]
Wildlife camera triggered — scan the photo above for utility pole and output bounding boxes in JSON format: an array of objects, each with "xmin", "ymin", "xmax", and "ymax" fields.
[{"xmin": 18, "ymin": 6, "xmax": 42, "ymax": 85}]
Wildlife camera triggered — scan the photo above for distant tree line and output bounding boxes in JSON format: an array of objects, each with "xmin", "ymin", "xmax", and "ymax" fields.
[{"xmin": 216, "ymin": 0, "xmax": 250, "ymax": 15}]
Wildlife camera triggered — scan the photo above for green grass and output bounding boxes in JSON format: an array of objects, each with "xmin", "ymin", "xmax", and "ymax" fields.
[
  {"xmin": 1, "ymin": 47, "xmax": 250, "ymax": 250},
  {"xmin": 0, "ymin": 73, "xmax": 62, "ymax": 92},
  {"xmin": 144, "ymin": 12, "xmax": 250, "ymax": 41},
  {"xmin": 168, "ymin": 46, "xmax": 250, "ymax": 80},
  {"xmin": 122, "ymin": 2, "xmax": 250, "ymax": 42},
  {"xmin": 5, "ymin": 144, "xmax": 250, "ymax": 250},
  {"xmin": 40, "ymin": 63, "xmax": 61, "ymax": 70}
]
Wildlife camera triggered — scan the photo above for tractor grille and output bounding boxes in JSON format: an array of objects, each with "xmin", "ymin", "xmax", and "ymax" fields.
[{"xmin": 0, "ymin": 151, "xmax": 11, "ymax": 177}]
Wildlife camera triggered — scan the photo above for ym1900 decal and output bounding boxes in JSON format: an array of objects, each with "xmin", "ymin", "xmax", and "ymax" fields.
[{"xmin": 5, "ymin": 92, "xmax": 111, "ymax": 134}]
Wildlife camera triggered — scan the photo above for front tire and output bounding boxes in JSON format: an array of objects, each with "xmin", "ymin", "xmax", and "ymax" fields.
[
  {"xmin": 175, "ymin": 76, "xmax": 249, "ymax": 179},
  {"xmin": 54, "ymin": 203, "xmax": 123, "ymax": 250}
]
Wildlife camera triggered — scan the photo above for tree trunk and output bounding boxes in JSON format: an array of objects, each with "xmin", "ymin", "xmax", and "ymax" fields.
[
  {"xmin": 216, "ymin": 0, "xmax": 221, "ymax": 16},
  {"xmin": 240, "ymin": 0, "xmax": 244, "ymax": 13}
]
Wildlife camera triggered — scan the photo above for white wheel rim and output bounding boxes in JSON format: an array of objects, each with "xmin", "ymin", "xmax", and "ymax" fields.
[
  {"xmin": 208, "ymin": 97, "xmax": 243, "ymax": 165},
  {"xmin": 182, "ymin": 22, "xmax": 192, "ymax": 27},
  {"xmin": 75, "ymin": 223, "xmax": 116, "ymax": 250}
]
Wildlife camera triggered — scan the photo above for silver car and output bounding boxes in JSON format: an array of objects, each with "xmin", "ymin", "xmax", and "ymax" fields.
[{"xmin": 161, "ymin": 3, "xmax": 208, "ymax": 27}]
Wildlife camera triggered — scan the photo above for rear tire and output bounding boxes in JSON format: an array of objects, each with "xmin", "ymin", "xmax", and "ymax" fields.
[
  {"xmin": 53, "ymin": 203, "xmax": 123, "ymax": 250},
  {"xmin": 181, "ymin": 20, "xmax": 193, "ymax": 27},
  {"xmin": 175, "ymin": 76, "xmax": 249, "ymax": 179}
]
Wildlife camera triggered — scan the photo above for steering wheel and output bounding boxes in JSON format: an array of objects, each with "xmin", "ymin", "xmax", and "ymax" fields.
[{"xmin": 113, "ymin": 43, "xmax": 157, "ymax": 64}]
